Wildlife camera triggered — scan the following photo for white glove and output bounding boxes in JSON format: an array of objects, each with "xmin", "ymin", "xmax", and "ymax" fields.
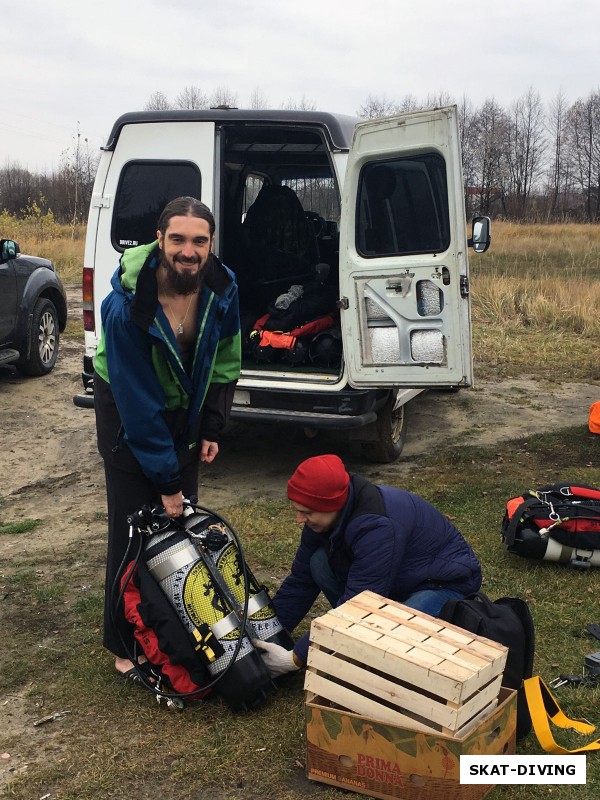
[{"xmin": 252, "ymin": 639, "xmax": 302, "ymax": 678}]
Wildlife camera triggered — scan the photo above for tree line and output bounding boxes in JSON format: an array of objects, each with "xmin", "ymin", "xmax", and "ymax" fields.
[
  {"xmin": 0, "ymin": 127, "xmax": 98, "ymax": 228},
  {"xmin": 2, "ymin": 86, "xmax": 599, "ymax": 224}
]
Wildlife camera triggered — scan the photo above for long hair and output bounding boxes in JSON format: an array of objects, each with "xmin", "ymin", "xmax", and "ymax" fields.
[{"xmin": 157, "ymin": 197, "xmax": 215, "ymax": 237}]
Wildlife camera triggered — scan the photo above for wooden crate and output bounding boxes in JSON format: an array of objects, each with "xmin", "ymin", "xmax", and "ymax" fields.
[{"xmin": 305, "ymin": 591, "xmax": 508, "ymax": 737}]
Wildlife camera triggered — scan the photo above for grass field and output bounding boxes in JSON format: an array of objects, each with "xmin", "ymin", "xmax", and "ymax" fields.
[{"xmin": 2, "ymin": 218, "xmax": 600, "ymax": 799}]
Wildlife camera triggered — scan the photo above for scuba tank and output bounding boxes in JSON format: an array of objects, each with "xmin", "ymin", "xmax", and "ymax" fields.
[
  {"xmin": 128, "ymin": 503, "xmax": 285, "ymax": 711},
  {"xmin": 181, "ymin": 506, "xmax": 294, "ymax": 650}
]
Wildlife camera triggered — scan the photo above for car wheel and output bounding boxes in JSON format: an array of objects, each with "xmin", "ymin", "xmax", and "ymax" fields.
[
  {"xmin": 360, "ymin": 397, "xmax": 409, "ymax": 463},
  {"xmin": 17, "ymin": 298, "xmax": 60, "ymax": 376}
]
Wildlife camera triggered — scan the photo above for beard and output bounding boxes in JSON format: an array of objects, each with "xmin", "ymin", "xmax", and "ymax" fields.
[{"xmin": 158, "ymin": 250, "xmax": 205, "ymax": 295}]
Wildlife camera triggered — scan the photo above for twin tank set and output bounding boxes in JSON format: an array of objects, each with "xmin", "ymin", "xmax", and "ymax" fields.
[{"xmin": 128, "ymin": 503, "xmax": 294, "ymax": 710}]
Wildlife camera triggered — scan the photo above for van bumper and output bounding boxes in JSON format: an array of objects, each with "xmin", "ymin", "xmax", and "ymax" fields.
[
  {"xmin": 73, "ymin": 354, "xmax": 95, "ymax": 408},
  {"xmin": 230, "ymin": 387, "xmax": 386, "ymax": 430},
  {"xmin": 230, "ymin": 406, "xmax": 377, "ymax": 428}
]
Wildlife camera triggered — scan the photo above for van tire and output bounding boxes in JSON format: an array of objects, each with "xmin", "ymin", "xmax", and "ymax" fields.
[{"xmin": 360, "ymin": 397, "xmax": 408, "ymax": 463}]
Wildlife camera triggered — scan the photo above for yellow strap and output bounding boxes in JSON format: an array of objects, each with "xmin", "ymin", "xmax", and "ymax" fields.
[{"xmin": 524, "ymin": 675, "xmax": 600, "ymax": 754}]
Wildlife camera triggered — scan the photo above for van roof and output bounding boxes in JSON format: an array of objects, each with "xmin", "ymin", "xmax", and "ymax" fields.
[{"xmin": 105, "ymin": 109, "xmax": 358, "ymax": 152}]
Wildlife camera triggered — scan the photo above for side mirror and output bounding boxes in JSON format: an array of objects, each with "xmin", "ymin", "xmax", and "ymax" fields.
[
  {"xmin": 468, "ymin": 216, "xmax": 491, "ymax": 253},
  {"xmin": 0, "ymin": 239, "xmax": 20, "ymax": 261}
]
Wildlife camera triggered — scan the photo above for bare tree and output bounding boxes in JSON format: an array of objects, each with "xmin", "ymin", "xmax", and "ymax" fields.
[
  {"xmin": 471, "ymin": 99, "xmax": 511, "ymax": 216},
  {"xmin": 0, "ymin": 161, "xmax": 35, "ymax": 215},
  {"xmin": 396, "ymin": 95, "xmax": 420, "ymax": 113},
  {"xmin": 281, "ymin": 95, "xmax": 317, "ymax": 111},
  {"xmin": 144, "ymin": 91, "xmax": 172, "ymax": 111},
  {"xmin": 505, "ymin": 88, "xmax": 546, "ymax": 217},
  {"xmin": 545, "ymin": 91, "xmax": 573, "ymax": 220},
  {"xmin": 457, "ymin": 97, "xmax": 480, "ymax": 217},
  {"xmin": 249, "ymin": 87, "xmax": 269, "ymax": 109},
  {"xmin": 175, "ymin": 85, "xmax": 208, "ymax": 110},
  {"xmin": 357, "ymin": 95, "xmax": 398, "ymax": 119},
  {"xmin": 423, "ymin": 90, "xmax": 455, "ymax": 109},
  {"xmin": 566, "ymin": 91, "xmax": 600, "ymax": 221},
  {"xmin": 210, "ymin": 86, "xmax": 238, "ymax": 108}
]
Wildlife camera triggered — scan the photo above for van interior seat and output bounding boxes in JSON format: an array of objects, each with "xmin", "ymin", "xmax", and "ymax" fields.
[{"xmin": 241, "ymin": 184, "xmax": 322, "ymax": 305}]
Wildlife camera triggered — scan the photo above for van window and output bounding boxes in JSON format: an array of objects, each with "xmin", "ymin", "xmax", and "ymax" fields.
[
  {"xmin": 282, "ymin": 176, "xmax": 341, "ymax": 222},
  {"xmin": 356, "ymin": 154, "xmax": 450, "ymax": 257},
  {"xmin": 242, "ymin": 175, "xmax": 265, "ymax": 217},
  {"xmin": 112, "ymin": 161, "xmax": 201, "ymax": 251}
]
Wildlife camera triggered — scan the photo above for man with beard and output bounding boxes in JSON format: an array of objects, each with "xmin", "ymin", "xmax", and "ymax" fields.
[{"xmin": 93, "ymin": 197, "xmax": 241, "ymax": 681}]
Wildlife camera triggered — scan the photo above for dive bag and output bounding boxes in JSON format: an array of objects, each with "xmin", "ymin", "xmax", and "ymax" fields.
[
  {"xmin": 439, "ymin": 591, "xmax": 535, "ymax": 741},
  {"xmin": 502, "ymin": 483, "xmax": 600, "ymax": 568},
  {"xmin": 249, "ymin": 312, "xmax": 338, "ymax": 366},
  {"xmin": 120, "ymin": 503, "xmax": 294, "ymax": 711}
]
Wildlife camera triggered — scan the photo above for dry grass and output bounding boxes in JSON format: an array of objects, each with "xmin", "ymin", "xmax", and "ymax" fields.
[
  {"xmin": 0, "ymin": 207, "xmax": 85, "ymax": 283},
  {"xmin": 472, "ymin": 219, "xmax": 600, "ymax": 279},
  {"xmin": 3, "ymin": 213, "xmax": 600, "ymax": 378},
  {"xmin": 469, "ymin": 221, "xmax": 600, "ymax": 380}
]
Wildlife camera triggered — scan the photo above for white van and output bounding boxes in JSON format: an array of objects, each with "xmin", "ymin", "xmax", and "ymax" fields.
[{"xmin": 73, "ymin": 105, "xmax": 490, "ymax": 462}]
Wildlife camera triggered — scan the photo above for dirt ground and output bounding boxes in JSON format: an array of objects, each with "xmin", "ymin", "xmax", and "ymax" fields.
[{"xmin": 1, "ymin": 287, "xmax": 598, "ymax": 792}]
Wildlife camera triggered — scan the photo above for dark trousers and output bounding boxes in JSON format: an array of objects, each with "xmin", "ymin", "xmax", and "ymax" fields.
[
  {"xmin": 94, "ymin": 373, "xmax": 200, "ymax": 658},
  {"xmin": 101, "ymin": 458, "xmax": 200, "ymax": 658}
]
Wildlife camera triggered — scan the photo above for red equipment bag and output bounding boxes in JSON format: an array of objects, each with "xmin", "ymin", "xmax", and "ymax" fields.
[
  {"xmin": 502, "ymin": 483, "xmax": 600, "ymax": 568},
  {"xmin": 121, "ymin": 560, "xmax": 212, "ymax": 697}
]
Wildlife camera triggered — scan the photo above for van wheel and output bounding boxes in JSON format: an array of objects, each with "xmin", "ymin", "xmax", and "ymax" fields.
[
  {"xmin": 17, "ymin": 298, "xmax": 60, "ymax": 376},
  {"xmin": 360, "ymin": 398, "xmax": 408, "ymax": 463}
]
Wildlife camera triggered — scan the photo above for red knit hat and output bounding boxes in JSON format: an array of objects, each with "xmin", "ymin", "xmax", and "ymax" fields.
[{"xmin": 287, "ymin": 455, "xmax": 350, "ymax": 512}]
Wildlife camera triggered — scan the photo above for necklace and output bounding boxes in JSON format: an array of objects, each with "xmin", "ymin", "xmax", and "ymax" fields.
[{"xmin": 166, "ymin": 293, "xmax": 195, "ymax": 336}]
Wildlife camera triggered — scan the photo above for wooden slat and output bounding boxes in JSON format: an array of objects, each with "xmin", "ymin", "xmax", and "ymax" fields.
[
  {"xmin": 358, "ymin": 591, "xmax": 508, "ymax": 657},
  {"xmin": 306, "ymin": 647, "xmax": 501, "ymax": 730},
  {"xmin": 323, "ymin": 611, "xmax": 505, "ymax": 692},
  {"xmin": 337, "ymin": 600, "xmax": 506, "ymax": 666},
  {"xmin": 311, "ymin": 591, "xmax": 508, "ymax": 703},
  {"xmin": 453, "ymin": 675, "xmax": 504, "ymax": 727},
  {"xmin": 310, "ymin": 617, "xmax": 466, "ymax": 703},
  {"xmin": 453, "ymin": 698, "xmax": 499, "ymax": 739},
  {"xmin": 304, "ymin": 671, "xmax": 442, "ymax": 734}
]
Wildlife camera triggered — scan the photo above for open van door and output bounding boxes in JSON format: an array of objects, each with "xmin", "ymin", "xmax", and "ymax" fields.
[{"xmin": 339, "ymin": 106, "xmax": 473, "ymax": 388}]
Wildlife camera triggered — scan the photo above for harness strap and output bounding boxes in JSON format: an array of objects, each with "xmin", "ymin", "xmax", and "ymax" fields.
[
  {"xmin": 504, "ymin": 497, "xmax": 540, "ymax": 547},
  {"xmin": 524, "ymin": 676, "xmax": 600, "ymax": 754}
]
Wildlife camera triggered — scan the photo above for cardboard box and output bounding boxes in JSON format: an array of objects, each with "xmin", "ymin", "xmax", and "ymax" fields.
[
  {"xmin": 306, "ymin": 591, "xmax": 508, "ymax": 736},
  {"xmin": 306, "ymin": 686, "xmax": 517, "ymax": 800}
]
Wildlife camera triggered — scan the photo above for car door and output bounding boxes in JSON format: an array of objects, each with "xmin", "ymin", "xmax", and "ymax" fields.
[
  {"xmin": 0, "ymin": 249, "xmax": 18, "ymax": 343},
  {"xmin": 338, "ymin": 106, "xmax": 473, "ymax": 388}
]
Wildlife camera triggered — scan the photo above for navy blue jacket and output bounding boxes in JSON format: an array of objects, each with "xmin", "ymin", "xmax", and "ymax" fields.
[{"xmin": 273, "ymin": 475, "xmax": 482, "ymax": 663}]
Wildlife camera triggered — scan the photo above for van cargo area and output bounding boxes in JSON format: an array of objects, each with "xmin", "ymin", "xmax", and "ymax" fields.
[{"xmin": 74, "ymin": 108, "xmax": 486, "ymax": 462}]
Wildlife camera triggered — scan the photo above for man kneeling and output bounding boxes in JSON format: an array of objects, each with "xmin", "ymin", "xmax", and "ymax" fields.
[{"xmin": 254, "ymin": 454, "xmax": 482, "ymax": 677}]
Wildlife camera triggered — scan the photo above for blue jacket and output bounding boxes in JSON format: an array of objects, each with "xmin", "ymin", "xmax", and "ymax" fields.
[
  {"xmin": 94, "ymin": 242, "xmax": 241, "ymax": 494},
  {"xmin": 273, "ymin": 475, "xmax": 482, "ymax": 663}
]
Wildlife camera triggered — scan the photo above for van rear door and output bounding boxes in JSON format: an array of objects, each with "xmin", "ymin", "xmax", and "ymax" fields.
[
  {"xmin": 90, "ymin": 121, "xmax": 214, "ymax": 333},
  {"xmin": 339, "ymin": 106, "xmax": 473, "ymax": 388}
]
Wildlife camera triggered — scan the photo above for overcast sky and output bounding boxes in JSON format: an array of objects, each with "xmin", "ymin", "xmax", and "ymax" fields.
[{"xmin": 3, "ymin": 0, "xmax": 599, "ymax": 173}]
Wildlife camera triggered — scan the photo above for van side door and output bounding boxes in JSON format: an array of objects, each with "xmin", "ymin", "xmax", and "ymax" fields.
[{"xmin": 339, "ymin": 106, "xmax": 473, "ymax": 388}]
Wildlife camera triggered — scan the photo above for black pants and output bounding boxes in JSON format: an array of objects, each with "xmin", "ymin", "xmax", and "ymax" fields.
[{"xmin": 95, "ymin": 373, "xmax": 199, "ymax": 658}]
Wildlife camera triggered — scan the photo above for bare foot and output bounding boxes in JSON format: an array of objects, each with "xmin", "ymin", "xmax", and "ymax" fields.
[{"xmin": 115, "ymin": 655, "xmax": 147, "ymax": 675}]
